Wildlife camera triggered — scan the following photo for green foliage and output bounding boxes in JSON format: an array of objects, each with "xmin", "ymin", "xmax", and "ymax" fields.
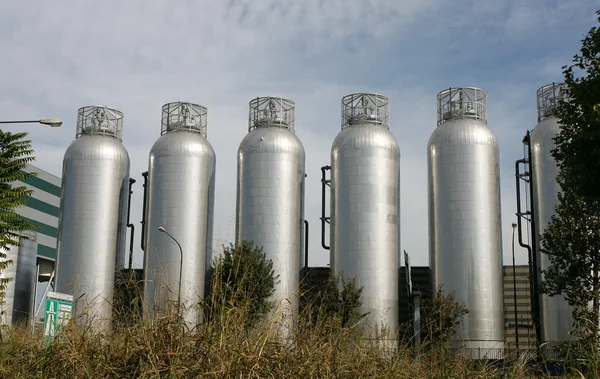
[
  {"xmin": 0, "ymin": 130, "xmax": 37, "ymax": 326},
  {"xmin": 552, "ymin": 10, "xmax": 600, "ymax": 201},
  {"xmin": 421, "ymin": 287, "xmax": 468, "ymax": 348},
  {"xmin": 540, "ymin": 9, "xmax": 600, "ymax": 365},
  {"xmin": 301, "ymin": 274, "xmax": 366, "ymax": 330},
  {"xmin": 204, "ymin": 241, "xmax": 278, "ymax": 326}
]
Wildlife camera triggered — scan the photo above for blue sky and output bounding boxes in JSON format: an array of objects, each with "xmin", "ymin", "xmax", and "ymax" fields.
[{"xmin": 0, "ymin": 0, "xmax": 597, "ymax": 268}]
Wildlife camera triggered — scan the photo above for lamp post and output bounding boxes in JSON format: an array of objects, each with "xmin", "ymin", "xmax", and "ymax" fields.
[
  {"xmin": 0, "ymin": 119, "xmax": 63, "ymax": 128},
  {"xmin": 158, "ymin": 226, "xmax": 183, "ymax": 317},
  {"xmin": 512, "ymin": 222, "xmax": 519, "ymax": 354}
]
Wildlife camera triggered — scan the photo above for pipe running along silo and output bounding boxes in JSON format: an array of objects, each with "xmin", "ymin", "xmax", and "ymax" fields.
[
  {"xmin": 428, "ymin": 87, "xmax": 504, "ymax": 358},
  {"xmin": 330, "ymin": 93, "xmax": 400, "ymax": 338},
  {"xmin": 530, "ymin": 83, "xmax": 574, "ymax": 350},
  {"xmin": 144, "ymin": 102, "xmax": 216, "ymax": 329},
  {"xmin": 55, "ymin": 106, "xmax": 130, "ymax": 332},
  {"xmin": 0, "ymin": 231, "xmax": 38, "ymax": 326},
  {"xmin": 236, "ymin": 97, "xmax": 306, "ymax": 324}
]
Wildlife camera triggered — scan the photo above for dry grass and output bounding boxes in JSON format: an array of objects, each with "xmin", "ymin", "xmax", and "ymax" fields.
[
  {"xmin": 0, "ymin": 306, "xmax": 555, "ymax": 378},
  {"xmin": 0, "ymin": 271, "xmax": 576, "ymax": 378}
]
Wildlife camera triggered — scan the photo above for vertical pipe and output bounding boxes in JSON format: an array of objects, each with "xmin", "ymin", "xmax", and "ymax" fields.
[
  {"xmin": 515, "ymin": 158, "xmax": 538, "ymax": 346},
  {"xmin": 512, "ymin": 224, "xmax": 519, "ymax": 354},
  {"xmin": 304, "ymin": 220, "xmax": 309, "ymax": 268},
  {"xmin": 525, "ymin": 131, "xmax": 542, "ymax": 347},
  {"xmin": 515, "ymin": 136, "xmax": 542, "ymax": 348},
  {"xmin": 413, "ymin": 291, "xmax": 421, "ymax": 355},
  {"xmin": 320, "ymin": 165, "xmax": 331, "ymax": 250},
  {"xmin": 140, "ymin": 171, "xmax": 149, "ymax": 252},
  {"xmin": 127, "ymin": 178, "xmax": 136, "ymax": 269},
  {"xmin": 31, "ymin": 263, "xmax": 40, "ymax": 334}
]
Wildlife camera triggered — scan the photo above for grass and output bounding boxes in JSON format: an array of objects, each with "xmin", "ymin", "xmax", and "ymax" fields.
[
  {"xmin": 0, "ymin": 316, "xmax": 517, "ymax": 378},
  {"xmin": 0, "ymin": 309, "xmax": 551, "ymax": 376},
  {"xmin": 0, "ymin": 271, "xmax": 585, "ymax": 378}
]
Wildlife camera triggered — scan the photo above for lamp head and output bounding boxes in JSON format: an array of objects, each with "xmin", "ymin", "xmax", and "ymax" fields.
[
  {"xmin": 158, "ymin": 226, "xmax": 166, "ymax": 232},
  {"xmin": 39, "ymin": 118, "xmax": 63, "ymax": 127},
  {"xmin": 512, "ymin": 223, "xmax": 517, "ymax": 229}
]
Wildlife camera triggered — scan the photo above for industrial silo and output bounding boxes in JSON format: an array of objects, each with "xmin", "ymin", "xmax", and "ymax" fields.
[
  {"xmin": 0, "ymin": 231, "xmax": 38, "ymax": 326},
  {"xmin": 55, "ymin": 106, "xmax": 131, "ymax": 332},
  {"xmin": 236, "ymin": 97, "xmax": 306, "ymax": 324},
  {"xmin": 144, "ymin": 102, "xmax": 216, "ymax": 329},
  {"xmin": 330, "ymin": 93, "xmax": 400, "ymax": 338},
  {"xmin": 530, "ymin": 83, "xmax": 574, "ymax": 349},
  {"xmin": 428, "ymin": 87, "xmax": 504, "ymax": 358}
]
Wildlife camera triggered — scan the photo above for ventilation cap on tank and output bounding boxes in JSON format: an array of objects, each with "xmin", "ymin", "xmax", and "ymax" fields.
[
  {"xmin": 341, "ymin": 93, "xmax": 389, "ymax": 130},
  {"xmin": 537, "ymin": 83, "xmax": 567, "ymax": 123},
  {"xmin": 161, "ymin": 102, "xmax": 208, "ymax": 138},
  {"xmin": 77, "ymin": 106, "xmax": 124, "ymax": 140},
  {"xmin": 249, "ymin": 97, "xmax": 295, "ymax": 133},
  {"xmin": 19, "ymin": 230, "xmax": 37, "ymax": 241},
  {"xmin": 437, "ymin": 87, "xmax": 486, "ymax": 126}
]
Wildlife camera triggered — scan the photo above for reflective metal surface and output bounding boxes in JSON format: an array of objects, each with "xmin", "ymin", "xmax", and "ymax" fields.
[
  {"xmin": 56, "ymin": 106, "xmax": 130, "ymax": 332},
  {"xmin": 12, "ymin": 232, "xmax": 38, "ymax": 325},
  {"xmin": 144, "ymin": 102, "xmax": 216, "ymax": 329},
  {"xmin": 236, "ymin": 97, "xmax": 305, "ymax": 325},
  {"xmin": 531, "ymin": 82, "xmax": 574, "ymax": 346},
  {"xmin": 330, "ymin": 93, "xmax": 400, "ymax": 336},
  {"xmin": 0, "ymin": 244, "xmax": 18, "ymax": 325},
  {"xmin": 428, "ymin": 88, "xmax": 505, "ymax": 354},
  {"xmin": 0, "ymin": 233, "xmax": 35, "ymax": 326}
]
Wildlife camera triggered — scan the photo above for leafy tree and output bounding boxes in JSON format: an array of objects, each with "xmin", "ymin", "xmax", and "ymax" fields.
[
  {"xmin": 204, "ymin": 241, "xmax": 278, "ymax": 326},
  {"xmin": 0, "ymin": 130, "xmax": 37, "ymax": 326},
  {"xmin": 540, "ymin": 185, "xmax": 600, "ymax": 341},
  {"xmin": 420, "ymin": 286, "xmax": 468, "ymax": 348},
  {"xmin": 539, "ymin": 9, "xmax": 600, "ymax": 361},
  {"xmin": 552, "ymin": 9, "xmax": 600, "ymax": 201}
]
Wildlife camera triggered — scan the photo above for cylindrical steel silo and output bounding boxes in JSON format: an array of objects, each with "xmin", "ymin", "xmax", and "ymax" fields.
[
  {"xmin": 330, "ymin": 93, "xmax": 400, "ymax": 337},
  {"xmin": 530, "ymin": 83, "xmax": 574, "ymax": 348},
  {"xmin": 0, "ymin": 231, "xmax": 38, "ymax": 326},
  {"xmin": 144, "ymin": 102, "xmax": 216, "ymax": 329},
  {"xmin": 55, "ymin": 106, "xmax": 131, "ymax": 332},
  {"xmin": 428, "ymin": 87, "xmax": 504, "ymax": 357},
  {"xmin": 13, "ymin": 231, "xmax": 38, "ymax": 325},
  {"xmin": 236, "ymin": 97, "xmax": 306, "ymax": 323}
]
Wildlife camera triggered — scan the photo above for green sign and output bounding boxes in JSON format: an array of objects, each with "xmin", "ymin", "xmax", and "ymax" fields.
[{"xmin": 44, "ymin": 291, "xmax": 73, "ymax": 340}]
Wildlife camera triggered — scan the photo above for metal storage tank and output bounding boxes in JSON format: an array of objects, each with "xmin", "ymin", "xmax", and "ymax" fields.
[
  {"xmin": 236, "ymin": 97, "xmax": 306, "ymax": 323},
  {"xmin": 530, "ymin": 83, "xmax": 574, "ymax": 348},
  {"xmin": 428, "ymin": 87, "xmax": 504, "ymax": 357},
  {"xmin": 55, "ymin": 106, "xmax": 130, "ymax": 332},
  {"xmin": 0, "ymin": 231, "xmax": 38, "ymax": 326},
  {"xmin": 144, "ymin": 102, "xmax": 216, "ymax": 329},
  {"xmin": 330, "ymin": 93, "xmax": 400, "ymax": 337}
]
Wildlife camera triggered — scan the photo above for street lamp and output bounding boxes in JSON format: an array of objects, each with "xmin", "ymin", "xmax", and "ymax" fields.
[
  {"xmin": 158, "ymin": 226, "xmax": 183, "ymax": 317},
  {"xmin": 511, "ymin": 222, "xmax": 519, "ymax": 354},
  {"xmin": 0, "ymin": 118, "xmax": 63, "ymax": 128}
]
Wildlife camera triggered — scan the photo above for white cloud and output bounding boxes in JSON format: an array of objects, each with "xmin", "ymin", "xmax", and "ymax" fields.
[{"xmin": 0, "ymin": 0, "xmax": 597, "ymax": 272}]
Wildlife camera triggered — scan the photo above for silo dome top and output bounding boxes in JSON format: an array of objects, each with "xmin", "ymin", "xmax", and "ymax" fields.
[
  {"xmin": 341, "ymin": 93, "xmax": 389, "ymax": 130},
  {"xmin": 76, "ymin": 106, "xmax": 124, "ymax": 140},
  {"xmin": 248, "ymin": 97, "xmax": 295, "ymax": 133},
  {"xmin": 161, "ymin": 102, "xmax": 208, "ymax": 138},
  {"xmin": 537, "ymin": 83, "xmax": 567, "ymax": 123},
  {"xmin": 437, "ymin": 87, "xmax": 486, "ymax": 126}
]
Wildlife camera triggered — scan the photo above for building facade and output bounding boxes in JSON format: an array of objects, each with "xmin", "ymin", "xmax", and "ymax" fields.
[{"xmin": 15, "ymin": 164, "xmax": 61, "ymax": 281}]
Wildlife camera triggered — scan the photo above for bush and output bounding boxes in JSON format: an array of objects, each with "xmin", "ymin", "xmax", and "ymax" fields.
[
  {"xmin": 300, "ymin": 273, "xmax": 366, "ymax": 331},
  {"xmin": 203, "ymin": 241, "xmax": 279, "ymax": 327},
  {"xmin": 421, "ymin": 286, "xmax": 468, "ymax": 349}
]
